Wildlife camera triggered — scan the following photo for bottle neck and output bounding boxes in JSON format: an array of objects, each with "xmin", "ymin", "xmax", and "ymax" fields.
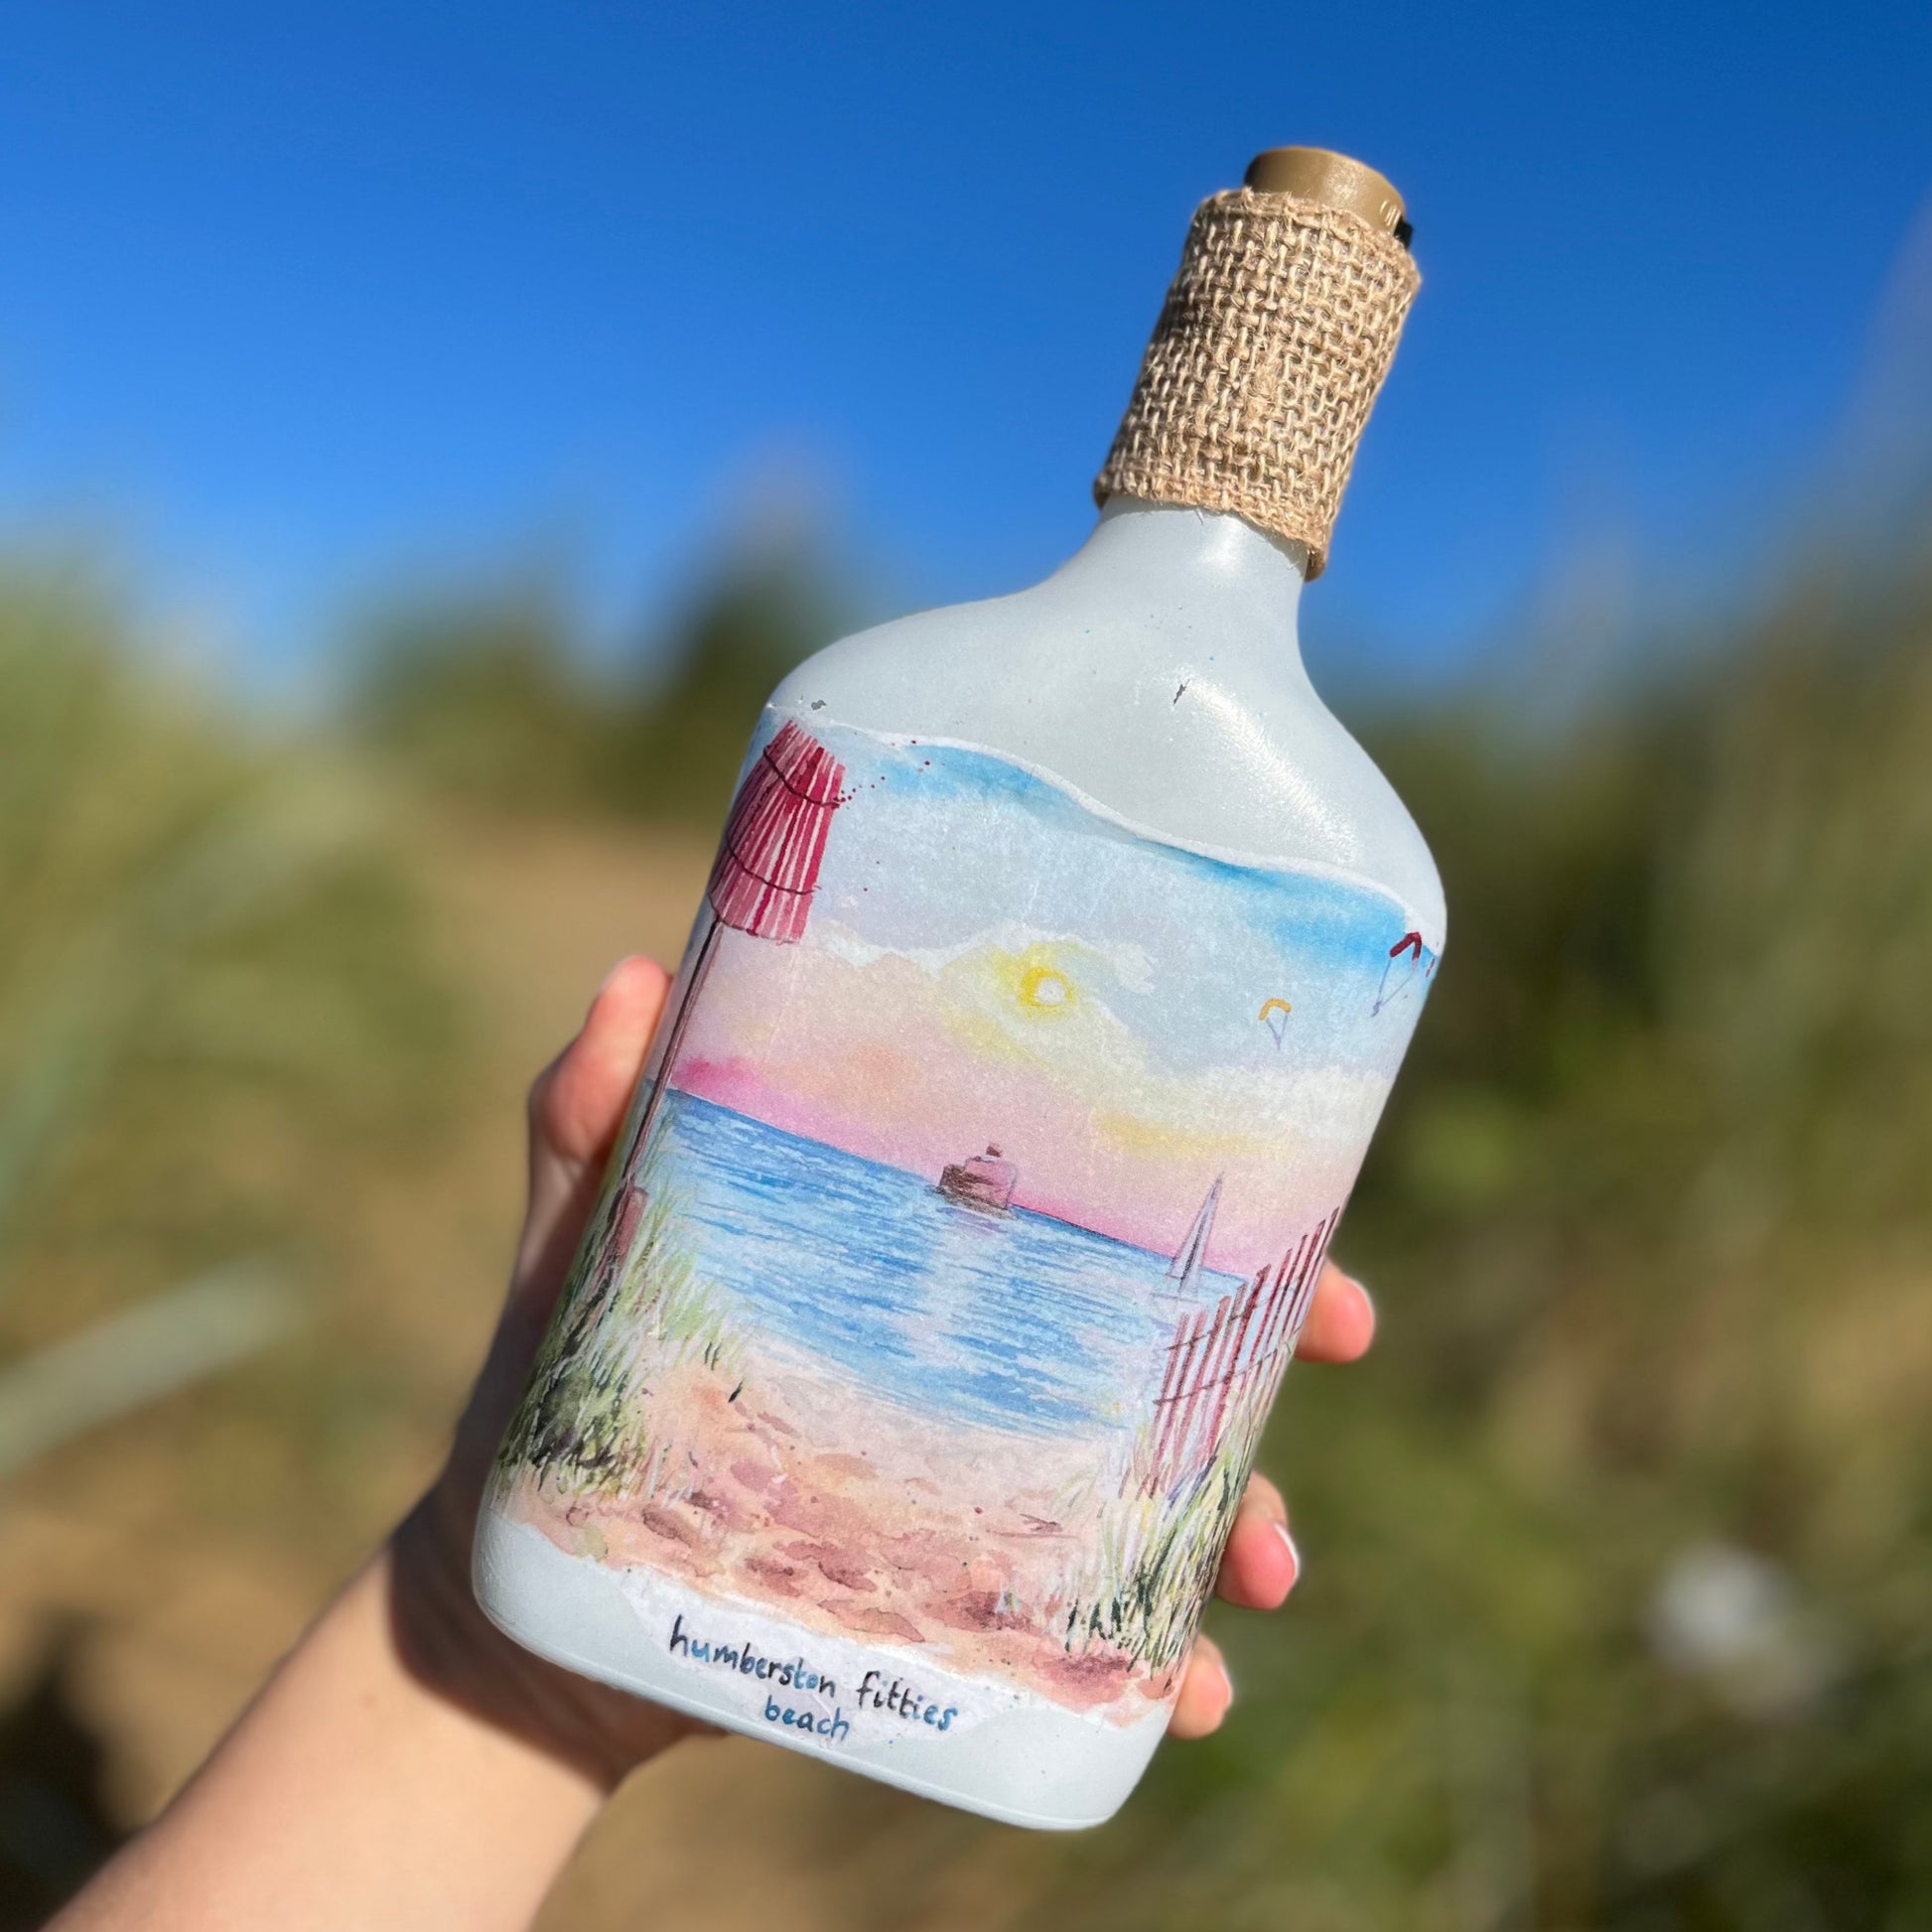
[
  {"xmin": 1053, "ymin": 499, "xmax": 1309, "ymax": 659},
  {"xmin": 1094, "ymin": 187, "xmax": 1419, "ymax": 577}
]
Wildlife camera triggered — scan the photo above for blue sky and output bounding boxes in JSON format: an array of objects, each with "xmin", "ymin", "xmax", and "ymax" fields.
[{"xmin": 1, "ymin": 2, "xmax": 1928, "ymax": 691}]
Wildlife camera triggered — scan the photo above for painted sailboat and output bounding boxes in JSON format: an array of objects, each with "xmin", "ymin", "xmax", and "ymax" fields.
[{"xmin": 1167, "ymin": 1175, "xmax": 1223, "ymax": 1298}]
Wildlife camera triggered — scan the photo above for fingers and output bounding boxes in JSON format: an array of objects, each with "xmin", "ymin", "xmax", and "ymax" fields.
[
  {"xmin": 1215, "ymin": 1471, "xmax": 1299, "ymax": 1610},
  {"xmin": 1168, "ymin": 1634, "xmax": 1234, "ymax": 1739},
  {"xmin": 1198, "ymin": 1269, "xmax": 1365, "ymax": 1633},
  {"xmin": 1293, "ymin": 1262, "xmax": 1375, "ymax": 1364},
  {"xmin": 1172, "ymin": 1473, "xmax": 1305, "ymax": 1739}
]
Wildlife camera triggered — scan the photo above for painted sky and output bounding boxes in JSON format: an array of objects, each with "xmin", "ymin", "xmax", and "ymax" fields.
[{"xmin": 677, "ymin": 719, "xmax": 1432, "ymax": 1270}]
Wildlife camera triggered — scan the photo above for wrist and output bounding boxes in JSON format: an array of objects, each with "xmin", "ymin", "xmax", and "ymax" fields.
[
  {"xmin": 390, "ymin": 1474, "xmax": 634, "ymax": 1796},
  {"xmin": 56, "ymin": 1542, "xmax": 610, "ymax": 1932}
]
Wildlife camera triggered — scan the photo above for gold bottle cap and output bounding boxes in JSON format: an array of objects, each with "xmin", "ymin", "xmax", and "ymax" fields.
[{"xmin": 1244, "ymin": 146, "xmax": 1411, "ymax": 247}]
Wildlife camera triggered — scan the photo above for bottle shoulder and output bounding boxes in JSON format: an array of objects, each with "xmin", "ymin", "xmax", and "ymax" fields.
[{"xmin": 769, "ymin": 581, "xmax": 1445, "ymax": 945}]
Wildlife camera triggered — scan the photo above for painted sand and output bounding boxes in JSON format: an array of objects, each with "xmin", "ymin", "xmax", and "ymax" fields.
[{"xmin": 504, "ymin": 1357, "xmax": 1165, "ymax": 1716}]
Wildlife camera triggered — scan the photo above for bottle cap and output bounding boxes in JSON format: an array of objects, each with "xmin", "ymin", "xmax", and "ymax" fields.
[
  {"xmin": 1244, "ymin": 147, "xmax": 1411, "ymax": 246},
  {"xmin": 1094, "ymin": 149, "xmax": 1422, "ymax": 578}
]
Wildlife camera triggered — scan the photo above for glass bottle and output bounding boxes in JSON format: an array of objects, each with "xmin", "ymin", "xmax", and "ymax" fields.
[{"xmin": 476, "ymin": 146, "xmax": 1442, "ymax": 1829}]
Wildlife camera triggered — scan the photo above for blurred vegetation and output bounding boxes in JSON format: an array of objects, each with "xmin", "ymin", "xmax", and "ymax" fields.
[
  {"xmin": 8, "ymin": 510, "xmax": 1932, "ymax": 1927},
  {"xmin": 346, "ymin": 542, "xmax": 849, "ymax": 829},
  {"xmin": 0, "ymin": 562, "xmax": 454, "ymax": 1499}
]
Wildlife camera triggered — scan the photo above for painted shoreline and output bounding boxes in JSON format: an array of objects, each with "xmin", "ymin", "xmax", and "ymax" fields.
[{"xmin": 621, "ymin": 1088, "xmax": 1221, "ymax": 1440}]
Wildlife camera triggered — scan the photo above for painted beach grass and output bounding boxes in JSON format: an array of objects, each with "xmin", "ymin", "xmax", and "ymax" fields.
[{"xmin": 498, "ymin": 1168, "xmax": 742, "ymax": 1500}]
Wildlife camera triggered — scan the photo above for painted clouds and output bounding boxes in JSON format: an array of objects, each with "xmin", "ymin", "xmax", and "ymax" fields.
[{"xmin": 675, "ymin": 720, "xmax": 1432, "ymax": 1271}]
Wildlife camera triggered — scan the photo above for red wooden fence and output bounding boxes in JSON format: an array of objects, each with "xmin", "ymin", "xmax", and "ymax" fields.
[{"xmin": 1141, "ymin": 1207, "xmax": 1341, "ymax": 1498}]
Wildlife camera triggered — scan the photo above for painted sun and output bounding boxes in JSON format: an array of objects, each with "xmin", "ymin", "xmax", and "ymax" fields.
[
  {"xmin": 973, "ymin": 941, "xmax": 1083, "ymax": 1025},
  {"xmin": 1019, "ymin": 964, "xmax": 1073, "ymax": 1012},
  {"xmin": 989, "ymin": 942, "xmax": 1081, "ymax": 1020}
]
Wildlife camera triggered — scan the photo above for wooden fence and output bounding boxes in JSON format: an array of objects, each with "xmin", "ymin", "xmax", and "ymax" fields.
[{"xmin": 1141, "ymin": 1207, "xmax": 1341, "ymax": 1498}]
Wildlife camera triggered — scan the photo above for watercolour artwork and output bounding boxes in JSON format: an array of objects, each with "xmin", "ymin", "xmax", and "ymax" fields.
[{"xmin": 491, "ymin": 712, "xmax": 1438, "ymax": 1724}]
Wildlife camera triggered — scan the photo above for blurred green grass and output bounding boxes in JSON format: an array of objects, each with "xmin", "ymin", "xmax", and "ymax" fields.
[
  {"xmin": 0, "ymin": 564, "xmax": 458, "ymax": 1539},
  {"xmin": 6, "ymin": 518, "xmax": 1932, "ymax": 1928}
]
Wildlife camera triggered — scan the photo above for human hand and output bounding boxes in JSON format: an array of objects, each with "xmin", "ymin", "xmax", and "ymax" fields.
[
  {"xmin": 394, "ymin": 956, "xmax": 1377, "ymax": 1784},
  {"xmin": 389, "ymin": 956, "xmax": 694, "ymax": 1793}
]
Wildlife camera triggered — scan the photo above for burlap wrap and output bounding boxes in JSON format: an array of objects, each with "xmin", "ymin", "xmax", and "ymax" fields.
[{"xmin": 1094, "ymin": 188, "xmax": 1420, "ymax": 578}]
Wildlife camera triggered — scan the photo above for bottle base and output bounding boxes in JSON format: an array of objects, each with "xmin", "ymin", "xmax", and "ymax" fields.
[{"xmin": 473, "ymin": 1507, "xmax": 1169, "ymax": 1831}]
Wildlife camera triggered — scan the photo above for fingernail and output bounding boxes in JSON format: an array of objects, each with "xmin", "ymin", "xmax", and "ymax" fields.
[
  {"xmin": 1345, "ymin": 1275, "xmax": 1377, "ymax": 1337},
  {"xmin": 597, "ymin": 955, "xmax": 639, "ymax": 997},
  {"xmin": 591, "ymin": 956, "xmax": 650, "ymax": 1015},
  {"xmin": 1218, "ymin": 1659, "xmax": 1236, "ymax": 1708},
  {"xmin": 1273, "ymin": 1520, "xmax": 1301, "ymax": 1583}
]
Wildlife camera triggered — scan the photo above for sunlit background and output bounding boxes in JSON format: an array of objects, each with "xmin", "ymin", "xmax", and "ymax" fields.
[{"xmin": 3, "ymin": 5, "xmax": 1931, "ymax": 1927}]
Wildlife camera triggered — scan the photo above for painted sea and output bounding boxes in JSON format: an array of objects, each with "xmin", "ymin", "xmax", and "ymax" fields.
[{"xmin": 642, "ymin": 1090, "xmax": 1245, "ymax": 1440}]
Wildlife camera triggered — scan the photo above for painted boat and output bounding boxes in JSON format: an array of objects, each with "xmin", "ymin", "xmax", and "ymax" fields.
[
  {"xmin": 937, "ymin": 1144, "xmax": 1017, "ymax": 1212},
  {"xmin": 1167, "ymin": 1176, "xmax": 1223, "ymax": 1297}
]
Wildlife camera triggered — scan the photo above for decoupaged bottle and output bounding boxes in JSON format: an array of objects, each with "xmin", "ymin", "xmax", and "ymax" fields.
[{"xmin": 476, "ymin": 147, "xmax": 1443, "ymax": 1829}]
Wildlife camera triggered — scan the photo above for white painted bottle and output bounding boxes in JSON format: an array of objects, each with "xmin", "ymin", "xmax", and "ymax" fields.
[{"xmin": 476, "ymin": 147, "xmax": 1442, "ymax": 1830}]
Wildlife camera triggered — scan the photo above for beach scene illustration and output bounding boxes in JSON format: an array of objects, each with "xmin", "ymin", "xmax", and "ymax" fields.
[{"xmin": 492, "ymin": 713, "xmax": 1436, "ymax": 1718}]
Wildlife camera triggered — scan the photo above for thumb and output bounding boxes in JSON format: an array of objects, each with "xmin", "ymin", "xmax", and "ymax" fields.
[
  {"xmin": 445, "ymin": 956, "xmax": 671, "ymax": 1501},
  {"xmin": 516, "ymin": 955, "xmax": 672, "ymax": 1311}
]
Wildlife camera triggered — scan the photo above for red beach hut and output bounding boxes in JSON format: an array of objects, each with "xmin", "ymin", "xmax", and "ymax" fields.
[{"xmin": 629, "ymin": 719, "xmax": 847, "ymax": 1159}]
